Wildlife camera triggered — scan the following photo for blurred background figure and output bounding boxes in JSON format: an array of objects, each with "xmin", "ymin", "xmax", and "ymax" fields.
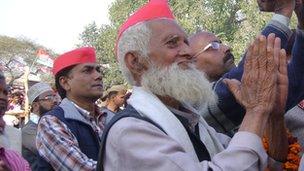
[
  {"xmin": 101, "ymin": 85, "xmax": 127, "ymax": 123},
  {"xmin": 22, "ymin": 82, "xmax": 56, "ymax": 171},
  {"xmin": 0, "ymin": 70, "xmax": 30, "ymax": 171}
]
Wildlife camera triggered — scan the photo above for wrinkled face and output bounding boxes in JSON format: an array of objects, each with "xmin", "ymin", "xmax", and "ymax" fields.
[
  {"xmin": 64, "ymin": 63, "xmax": 103, "ymax": 101},
  {"xmin": 190, "ymin": 31, "xmax": 235, "ymax": 81},
  {"xmin": 257, "ymin": 0, "xmax": 275, "ymax": 12},
  {"xmin": 0, "ymin": 79, "xmax": 8, "ymax": 116},
  {"xmin": 34, "ymin": 90, "xmax": 57, "ymax": 115},
  {"xmin": 147, "ymin": 19, "xmax": 193, "ymax": 70},
  {"xmin": 139, "ymin": 20, "xmax": 217, "ymax": 107},
  {"xmin": 113, "ymin": 91, "xmax": 127, "ymax": 107}
]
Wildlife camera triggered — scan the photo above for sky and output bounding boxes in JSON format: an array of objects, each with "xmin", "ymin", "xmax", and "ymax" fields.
[{"xmin": 0, "ymin": 0, "xmax": 115, "ymax": 54}]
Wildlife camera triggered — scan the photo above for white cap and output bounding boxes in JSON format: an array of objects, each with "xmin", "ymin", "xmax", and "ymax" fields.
[{"xmin": 28, "ymin": 82, "xmax": 53, "ymax": 104}]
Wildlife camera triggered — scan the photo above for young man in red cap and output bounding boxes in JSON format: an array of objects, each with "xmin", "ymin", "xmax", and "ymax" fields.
[
  {"xmin": 97, "ymin": 0, "xmax": 288, "ymax": 170},
  {"xmin": 36, "ymin": 47, "xmax": 106, "ymax": 170}
]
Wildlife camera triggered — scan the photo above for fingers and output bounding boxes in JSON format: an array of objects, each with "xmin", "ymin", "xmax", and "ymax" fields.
[
  {"xmin": 279, "ymin": 49, "xmax": 288, "ymax": 76},
  {"xmin": 244, "ymin": 43, "xmax": 254, "ymax": 75},
  {"xmin": 257, "ymin": 35, "xmax": 267, "ymax": 80},
  {"xmin": 223, "ymin": 78, "xmax": 242, "ymax": 103},
  {"xmin": 252, "ymin": 36, "xmax": 260, "ymax": 57},
  {"xmin": 266, "ymin": 34, "xmax": 277, "ymax": 72},
  {"xmin": 258, "ymin": 35, "xmax": 267, "ymax": 60}
]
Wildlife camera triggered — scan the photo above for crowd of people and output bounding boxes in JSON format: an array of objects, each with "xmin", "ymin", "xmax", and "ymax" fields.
[{"xmin": 0, "ymin": 0, "xmax": 304, "ymax": 170}]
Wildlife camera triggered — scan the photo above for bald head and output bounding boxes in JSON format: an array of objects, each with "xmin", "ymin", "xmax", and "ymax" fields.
[{"xmin": 189, "ymin": 31, "xmax": 235, "ymax": 81}]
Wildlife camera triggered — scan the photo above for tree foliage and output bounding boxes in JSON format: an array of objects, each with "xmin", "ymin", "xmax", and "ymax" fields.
[
  {"xmin": 78, "ymin": 0, "xmax": 297, "ymax": 89},
  {"xmin": 0, "ymin": 35, "xmax": 56, "ymax": 85}
]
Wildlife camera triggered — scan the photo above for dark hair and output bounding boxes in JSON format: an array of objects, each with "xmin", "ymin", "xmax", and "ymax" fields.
[
  {"xmin": 55, "ymin": 65, "xmax": 76, "ymax": 99},
  {"xmin": 30, "ymin": 97, "xmax": 39, "ymax": 112}
]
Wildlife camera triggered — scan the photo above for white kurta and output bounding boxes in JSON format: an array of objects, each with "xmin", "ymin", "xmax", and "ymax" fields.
[{"xmin": 103, "ymin": 87, "xmax": 267, "ymax": 171}]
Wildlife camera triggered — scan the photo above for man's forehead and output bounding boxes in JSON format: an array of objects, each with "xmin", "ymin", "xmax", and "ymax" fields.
[
  {"xmin": 148, "ymin": 19, "xmax": 187, "ymax": 39},
  {"xmin": 75, "ymin": 63, "xmax": 100, "ymax": 69},
  {"xmin": 39, "ymin": 90, "xmax": 55, "ymax": 97},
  {"xmin": 191, "ymin": 32, "xmax": 219, "ymax": 46}
]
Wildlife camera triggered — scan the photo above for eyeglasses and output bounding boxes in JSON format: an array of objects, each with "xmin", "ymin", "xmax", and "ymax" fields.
[
  {"xmin": 38, "ymin": 95, "xmax": 56, "ymax": 101},
  {"xmin": 193, "ymin": 41, "xmax": 221, "ymax": 58}
]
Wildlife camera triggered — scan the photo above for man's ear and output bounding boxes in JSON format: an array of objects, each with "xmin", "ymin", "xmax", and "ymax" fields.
[
  {"xmin": 59, "ymin": 76, "xmax": 71, "ymax": 92},
  {"xmin": 31, "ymin": 102, "xmax": 39, "ymax": 111},
  {"xmin": 125, "ymin": 52, "xmax": 148, "ymax": 75},
  {"xmin": 124, "ymin": 52, "xmax": 149, "ymax": 85}
]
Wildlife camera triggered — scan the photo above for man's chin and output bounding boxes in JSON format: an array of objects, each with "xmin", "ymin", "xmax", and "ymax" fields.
[
  {"xmin": 224, "ymin": 60, "xmax": 236, "ymax": 71},
  {"xmin": 177, "ymin": 62, "xmax": 192, "ymax": 70}
]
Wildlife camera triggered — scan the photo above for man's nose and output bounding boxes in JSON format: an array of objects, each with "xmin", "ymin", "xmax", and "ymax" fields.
[
  {"xmin": 179, "ymin": 43, "xmax": 194, "ymax": 60},
  {"xmin": 93, "ymin": 69, "xmax": 103, "ymax": 80},
  {"xmin": 222, "ymin": 44, "xmax": 231, "ymax": 53}
]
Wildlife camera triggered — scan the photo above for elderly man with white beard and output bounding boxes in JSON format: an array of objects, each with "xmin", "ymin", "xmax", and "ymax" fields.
[{"xmin": 97, "ymin": 1, "xmax": 288, "ymax": 170}]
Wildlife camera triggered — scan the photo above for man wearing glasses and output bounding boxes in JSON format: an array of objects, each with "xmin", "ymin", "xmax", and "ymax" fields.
[
  {"xmin": 190, "ymin": 31, "xmax": 235, "ymax": 82},
  {"xmin": 22, "ymin": 82, "xmax": 56, "ymax": 171},
  {"xmin": 189, "ymin": 0, "xmax": 304, "ymax": 136}
]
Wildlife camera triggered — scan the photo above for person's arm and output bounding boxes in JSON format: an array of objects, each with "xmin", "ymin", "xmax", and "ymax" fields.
[
  {"xmin": 104, "ymin": 117, "xmax": 267, "ymax": 171},
  {"xmin": 225, "ymin": 34, "xmax": 280, "ymax": 137},
  {"xmin": 21, "ymin": 127, "xmax": 37, "ymax": 154},
  {"xmin": 36, "ymin": 115, "xmax": 97, "ymax": 171},
  {"xmin": 225, "ymin": 34, "xmax": 289, "ymax": 165},
  {"xmin": 265, "ymin": 41, "xmax": 289, "ymax": 162},
  {"xmin": 212, "ymin": 0, "xmax": 294, "ymax": 130}
]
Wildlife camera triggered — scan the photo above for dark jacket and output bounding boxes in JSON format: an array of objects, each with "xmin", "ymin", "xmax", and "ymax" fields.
[
  {"xmin": 205, "ymin": 19, "xmax": 304, "ymax": 134},
  {"xmin": 37, "ymin": 98, "xmax": 101, "ymax": 170},
  {"xmin": 22, "ymin": 120, "xmax": 39, "ymax": 171}
]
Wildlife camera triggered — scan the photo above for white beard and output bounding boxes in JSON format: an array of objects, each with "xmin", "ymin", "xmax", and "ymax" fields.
[{"xmin": 141, "ymin": 62, "xmax": 217, "ymax": 110}]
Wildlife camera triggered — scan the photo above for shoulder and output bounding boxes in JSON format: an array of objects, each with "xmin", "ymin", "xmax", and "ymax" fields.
[
  {"xmin": 21, "ymin": 123, "xmax": 36, "ymax": 135},
  {"xmin": 38, "ymin": 115, "xmax": 69, "ymax": 133},
  {"xmin": 43, "ymin": 106, "xmax": 64, "ymax": 118},
  {"xmin": 107, "ymin": 117, "xmax": 170, "ymax": 149}
]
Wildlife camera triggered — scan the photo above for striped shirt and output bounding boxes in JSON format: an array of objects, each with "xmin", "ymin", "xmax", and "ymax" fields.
[
  {"xmin": 0, "ymin": 147, "xmax": 31, "ymax": 171},
  {"xmin": 36, "ymin": 101, "xmax": 105, "ymax": 171}
]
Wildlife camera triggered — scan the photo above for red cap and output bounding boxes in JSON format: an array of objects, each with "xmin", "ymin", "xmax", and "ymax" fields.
[
  {"xmin": 52, "ymin": 47, "xmax": 96, "ymax": 76},
  {"xmin": 115, "ymin": 0, "xmax": 175, "ymax": 57}
]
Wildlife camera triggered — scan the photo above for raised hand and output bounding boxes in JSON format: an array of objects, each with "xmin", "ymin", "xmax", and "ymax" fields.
[
  {"xmin": 271, "ymin": 46, "xmax": 288, "ymax": 117},
  {"xmin": 225, "ymin": 33, "xmax": 278, "ymax": 116},
  {"xmin": 265, "ymin": 40, "xmax": 289, "ymax": 162},
  {"xmin": 224, "ymin": 33, "xmax": 281, "ymax": 137}
]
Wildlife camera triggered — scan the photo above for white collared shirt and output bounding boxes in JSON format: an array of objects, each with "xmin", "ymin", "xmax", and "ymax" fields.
[{"xmin": 29, "ymin": 113, "xmax": 40, "ymax": 124}]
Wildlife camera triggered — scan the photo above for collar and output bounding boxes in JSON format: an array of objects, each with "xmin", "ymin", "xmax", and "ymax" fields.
[
  {"xmin": 67, "ymin": 99, "xmax": 103, "ymax": 120},
  {"xmin": 29, "ymin": 113, "xmax": 40, "ymax": 124},
  {"xmin": 166, "ymin": 106, "xmax": 200, "ymax": 132},
  {"xmin": 128, "ymin": 86, "xmax": 199, "ymax": 162},
  {"xmin": 298, "ymin": 99, "xmax": 304, "ymax": 110}
]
